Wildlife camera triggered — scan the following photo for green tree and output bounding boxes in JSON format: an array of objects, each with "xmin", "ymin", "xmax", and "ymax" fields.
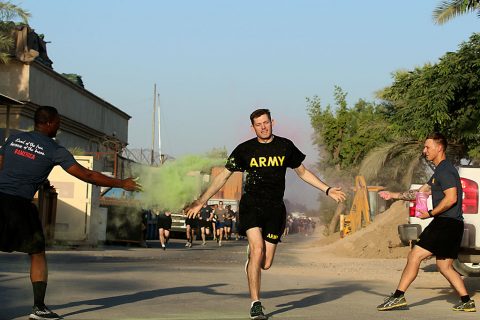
[
  {"xmin": 307, "ymin": 87, "xmax": 392, "ymax": 230},
  {"xmin": 307, "ymin": 86, "xmax": 391, "ymax": 176},
  {"xmin": 0, "ymin": 1, "xmax": 30, "ymax": 63},
  {"xmin": 379, "ymin": 33, "xmax": 480, "ymax": 163},
  {"xmin": 433, "ymin": 0, "xmax": 480, "ymax": 24}
]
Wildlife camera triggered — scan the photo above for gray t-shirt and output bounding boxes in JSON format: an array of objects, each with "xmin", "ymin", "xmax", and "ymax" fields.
[
  {"xmin": 0, "ymin": 131, "xmax": 77, "ymax": 200},
  {"xmin": 215, "ymin": 207, "xmax": 227, "ymax": 222},
  {"xmin": 428, "ymin": 159, "xmax": 463, "ymax": 220}
]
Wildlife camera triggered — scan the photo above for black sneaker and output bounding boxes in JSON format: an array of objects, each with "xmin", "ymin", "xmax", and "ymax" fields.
[
  {"xmin": 453, "ymin": 299, "xmax": 476, "ymax": 312},
  {"xmin": 377, "ymin": 293, "xmax": 408, "ymax": 311},
  {"xmin": 29, "ymin": 305, "xmax": 62, "ymax": 320},
  {"xmin": 250, "ymin": 301, "xmax": 267, "ymax": 320}
]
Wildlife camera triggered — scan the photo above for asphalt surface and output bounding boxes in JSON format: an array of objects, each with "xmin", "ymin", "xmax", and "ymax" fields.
[{"xmin": 2, "ymin": 233, "xmax": 480, "ymax": 320}]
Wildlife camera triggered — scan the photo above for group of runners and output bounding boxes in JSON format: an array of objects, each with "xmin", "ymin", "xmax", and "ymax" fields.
[
  {"xmin": 0, "ymin": 106, "xmax": 476, "ymax": 320},
  {"xmin": 153, "ymin": 201, "xmax": 241, "ymax": 250}
]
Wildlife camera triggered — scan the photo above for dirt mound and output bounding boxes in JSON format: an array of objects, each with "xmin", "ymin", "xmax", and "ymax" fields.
[{"xmin": 307, "ymin": 201, "xmax": 412, "ymax": 259}]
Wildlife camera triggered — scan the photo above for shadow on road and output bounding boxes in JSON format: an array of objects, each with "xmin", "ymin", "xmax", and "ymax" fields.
[
  {"xmin": 55, "ymin": 283, "xmax": 230, "ymax": 317},
  {"xmin": 265, "ymin": 280, "xmax": 383, "ymax": 317}
]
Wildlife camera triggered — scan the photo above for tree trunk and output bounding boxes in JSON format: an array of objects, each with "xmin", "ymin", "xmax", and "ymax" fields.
[{"xmin": 328, "ymin": 202, "xmax": 346, "ymax": 234}]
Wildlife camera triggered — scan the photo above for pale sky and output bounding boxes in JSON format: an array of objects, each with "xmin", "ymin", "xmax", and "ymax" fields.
[{"xmin": 18, "ymin": 0, "xmax": 479, "ymax": 209}]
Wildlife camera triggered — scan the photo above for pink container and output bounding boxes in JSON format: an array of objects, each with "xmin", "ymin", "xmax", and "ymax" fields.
[{"xmin": 415, "ymin": 192, "xmax": 429, "ymax": 217}]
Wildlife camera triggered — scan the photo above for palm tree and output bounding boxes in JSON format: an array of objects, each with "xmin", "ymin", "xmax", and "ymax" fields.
[
  {"xmin": 0, "ymin": 1, "xmax": 30, "ymax": 63},
  {"xmin": 433, "ymin": 0, "xmax": 480, "ymax": 25},
  {"xmin": 359, "ymin": 140, "xmax": 426, "ymax": 190}
]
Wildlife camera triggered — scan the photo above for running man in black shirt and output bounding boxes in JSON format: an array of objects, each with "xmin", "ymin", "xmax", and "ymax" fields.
[
  {"xmin": 186, "ymin": 109, "xmax": 346, "ymax": 319},
  {"xmin": 376, "ymin": 132, "xmax": 475, "ymax": 312},
  {"xmin": 0, "ymin": 106, "xmax": 141, "ymax": 320}
]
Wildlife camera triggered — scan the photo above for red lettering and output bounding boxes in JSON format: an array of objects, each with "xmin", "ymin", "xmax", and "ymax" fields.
[{"xmin": 14, "ymin": 148, "xmax": 36, "ymax": 160}]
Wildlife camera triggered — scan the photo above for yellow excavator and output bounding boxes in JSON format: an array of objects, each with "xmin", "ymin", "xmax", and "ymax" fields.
[{"xmin": 340, "ymin": 176, "xmax": 383, "ymax": 237}]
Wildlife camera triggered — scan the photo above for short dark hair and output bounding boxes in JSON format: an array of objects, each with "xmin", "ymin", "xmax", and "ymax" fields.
[
  {"xmin": 250, "ymin": 109, "xmax": 271, "ymax": 124},
  {"xmin": 427, "ymin": 132, "xmax": 447, "ymax": 151},
  {"xmin": 34, "ymin": 106, "xmax": 58, "ymax": 125}
]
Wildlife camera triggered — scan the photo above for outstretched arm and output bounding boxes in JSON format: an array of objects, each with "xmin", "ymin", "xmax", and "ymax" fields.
[
  {"xmin": 66, "ymin": 163, "xmax": 141, "ymax": 191},
  {"xmin": 293, "ymin": 164, "xmax": 346, "ymax": 202},
  {"xmin": 379, "ymin": 184, "xmax": 430, "ymax": 201},
  {"xmin": 185, "ymin": 168, "xmax": 233, "ymax": 218}
]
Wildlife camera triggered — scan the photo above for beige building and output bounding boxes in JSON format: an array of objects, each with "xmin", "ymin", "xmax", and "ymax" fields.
[
  {"xmin": 0, "ymin": 26, "xmax": 132, "ymax": 174},
  {"xmin": 0, "ymin": 26, "xmax": 137, "ymax": 245},
  {"xmin": 0, "ymin": 59, "xmax": 131, "ymax": 168}
]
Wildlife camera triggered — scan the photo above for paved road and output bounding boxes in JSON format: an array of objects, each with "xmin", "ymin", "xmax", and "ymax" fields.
[{"xmin": 1, "ymin": 233, "xmax": 480, "ymax": 320}]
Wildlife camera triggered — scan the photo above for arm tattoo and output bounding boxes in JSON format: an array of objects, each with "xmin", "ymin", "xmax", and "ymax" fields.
[{"xmin": 398, "ymin": 189, "xmax": 418, "ymax": 201}]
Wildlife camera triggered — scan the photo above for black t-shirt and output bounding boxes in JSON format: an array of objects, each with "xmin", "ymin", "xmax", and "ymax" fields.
[
  {"xmin": 428, "ymin": 159, "xmax": 463, "ymax": 220},
  {"xmin": 225, "ymin": 135, "xmax": 305, "ymax": 201},
  {"xmin": 0, "ymin": 131, "xmax": 77, "ymax": 200},
  {"xmin": 199, "ymin": 206, "xmax": 213, "ymax": 220}
]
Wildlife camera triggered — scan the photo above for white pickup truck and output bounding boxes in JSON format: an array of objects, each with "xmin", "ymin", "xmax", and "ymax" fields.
[{"xmin": 398, "ymin": 166, "xmax": 480, "ymax": 276}]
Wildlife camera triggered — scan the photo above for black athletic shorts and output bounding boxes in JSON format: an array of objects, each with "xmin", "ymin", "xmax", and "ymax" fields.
[
  {"xmin": 157, "ymin": 215, "xmax": 172, "ymax": 230},
  {"xmin": 238, "ymin": 194, "xmax": 286, "ymax": 244},
  {"xmin": 0, "ymin": 192, "xmax": 45, "ymax": 254},
  {"xmin": 416, "ymin": 216, "xmax": 464, "ymax": 259},
  {"xmin": 199, "ymin": 220, "xmax": 211, "ymax": 229},
  {"xmin": 185, "ymin": 218, "xmax": 198, "ymax": 228}
]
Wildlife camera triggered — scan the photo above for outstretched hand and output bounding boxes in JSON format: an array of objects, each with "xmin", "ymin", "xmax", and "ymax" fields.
[
  {"xmin": 184, "ymin": 200, "xmax": 203, "ymax": 219},
  {"xmin": 328, "ymin": 187, "xmax": 346, "ymax": 203},
  {"xmin": 122, "ymin": 177, "xmax": 143, "ymax": 191},
  {"xmin": 378, "ymin": 191, "xmax": 393, "ymax": 200}
]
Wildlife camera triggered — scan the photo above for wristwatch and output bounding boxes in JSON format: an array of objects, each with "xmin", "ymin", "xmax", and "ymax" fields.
[{"xmin": 428, "ymin": 210, "xmax": 434, "ymax": 217}]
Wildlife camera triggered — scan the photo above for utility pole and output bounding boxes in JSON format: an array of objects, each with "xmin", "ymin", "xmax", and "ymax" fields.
[
  {"xmin": 151, "ymin": 84, "xmax": 156, "ymax": 165},
  {"xmin": 157, "ymin": 93, "xmax": 164, "ymax": 164}
]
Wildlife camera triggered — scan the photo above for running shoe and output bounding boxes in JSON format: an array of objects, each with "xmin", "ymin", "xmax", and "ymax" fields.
[
  {"xmin": 453, "ymin": 299, "xmax": 476, "ymax": 312},
  {"xmin": 218, "ymin": 241, "xmax": 222, "ymax": 247},
  {"xmin": 29, "ymin": 305, "xmax": 62, "ymax": 320},
  {"xmin": 250, "ymin": 301, "xmax": 267, "ymax": 320},
  {"xmin": 377, "ymin": 293, "xmax": 407, "ymax": 311},
  {"xmin": 245, "ymin": 244, "xmax": 250, "ymax": 275}
]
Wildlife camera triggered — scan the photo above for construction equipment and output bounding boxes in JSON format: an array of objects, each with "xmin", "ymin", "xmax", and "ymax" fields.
[{"xmin": 340, "ymin": 176, "xmax": 383, "ymax": 237}]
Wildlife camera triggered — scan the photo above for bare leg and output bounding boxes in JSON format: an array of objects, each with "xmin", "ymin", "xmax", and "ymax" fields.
[
  {"xmin": 201, "ymin": 227, "xmax": 206, "ymax": 243},
  {"xmin": 262, "ymin": 241, "xmax": 278, "ymax": 270},
  {"xmin": 246, "ymin": 228, "xmax": 265, "ymax": 301},
  {"xmin": 159, "ymin": 228, "xmax": 166, "ymax": 247},
  {"xmin": 31, "ymin": 252, "xmax": 48, "ymax": 282},
  {"xmin": 397, "ymin": 245, "xmax": 432, "ymax": 291},
  {"xmin": 436, "ymin": 258, "xmax": 468, "ymax": 296}
]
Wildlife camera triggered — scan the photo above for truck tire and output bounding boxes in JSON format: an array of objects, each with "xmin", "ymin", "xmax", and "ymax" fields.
[{"xmin": 453, "ymin": 260, "xmax": 480, "ymax": 277}]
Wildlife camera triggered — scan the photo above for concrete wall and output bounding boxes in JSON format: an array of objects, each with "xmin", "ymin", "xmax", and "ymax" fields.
[{"xmin": 0, "ymin": 60, "xmax": 131, "ymax": 150}]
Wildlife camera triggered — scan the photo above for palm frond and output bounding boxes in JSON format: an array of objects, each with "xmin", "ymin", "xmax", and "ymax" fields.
[
  {"xmin": 0, "ymin": 1, "xmax": 30, "ymax": 23},
  {"xmin": 433, "ymin": 0, "xmax": 480, "ymax": 24},
  {"xmin": 359, "ymin": 140, "xmax": 423, "ymax": 188}
]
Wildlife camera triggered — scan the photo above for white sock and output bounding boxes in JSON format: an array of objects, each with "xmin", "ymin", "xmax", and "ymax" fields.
[{"xmin": 251, "ymin": 300, "xmax": 260, "ymax": 307}]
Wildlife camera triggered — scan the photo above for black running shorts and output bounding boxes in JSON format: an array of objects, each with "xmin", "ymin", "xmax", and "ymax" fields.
[
  {"xmin": 157, "ymin": 215, "xmax": 172, "ymax": 230},
  {"xmin": 416, "ymin": 216, "xmax": 464, "ymax": 259},
  {"xmin": 185, "ymin": 217, "xmax": 198, "ymax": 228},
  {"xmin": 0, "ymin": 192, "xmax": 45, "ymax": 254},
  {"xmin": 238, "ymin": 195, "xmax": 286, "ymax": 244},
  {"xmin": 199, "ymin": 220, "xmax": 211, "ymax": 229}
]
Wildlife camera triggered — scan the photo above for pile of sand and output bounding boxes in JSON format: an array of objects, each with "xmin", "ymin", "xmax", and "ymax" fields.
[{"xmin": 306, "ymin": 201, "xmax": 412, "ymax": 259}]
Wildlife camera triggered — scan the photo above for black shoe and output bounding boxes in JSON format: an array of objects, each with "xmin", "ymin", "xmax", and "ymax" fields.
[
  {"xmin": 250, "ymin": 301, "xmax": 267, "ymax": 319},
  {"xmin": 453, "ymin": 299, "xmax": 476, "ymax": 312},
  {"xmin": 377, "ymin": 293, "xmax": 408, "ymax": 311},
  {"xmin": 29, "ymin": 305, "xmax": 62, "ymax": 320}
]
